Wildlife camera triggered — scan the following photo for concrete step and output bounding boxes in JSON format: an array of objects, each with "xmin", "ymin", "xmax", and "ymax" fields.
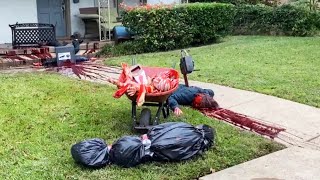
[{"xmin": 0, "ymin": 41, "xmax": 114, "ymax": 54}]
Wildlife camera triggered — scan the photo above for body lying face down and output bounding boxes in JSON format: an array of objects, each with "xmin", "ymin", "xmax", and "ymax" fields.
[
  {"xmin": 120, "ymin": 82, "xmax": 219, "ymax": 116},
  {"xmin": 168, "ymin": 84, "xmax": 219, "ymax": 116}
]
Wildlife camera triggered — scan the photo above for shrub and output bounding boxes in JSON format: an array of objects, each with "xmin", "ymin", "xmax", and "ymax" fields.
[
  {"xmin": 96, "ymin": 41, "xmax": 146, "ymax": 57},
  {"xmin": 98, "ymin": 3, "xmax": 320, "ymax": 58},
  {"xmin": 122, "ymin": 3, "xmax": 235, "ymax": 52},
  {"xmin": 233, "ymin": 5, "xmax": 275, "ymax": 35},
  {"xmin": 233, "ymin": 4, "xmax": 320, "ymax": 36}
]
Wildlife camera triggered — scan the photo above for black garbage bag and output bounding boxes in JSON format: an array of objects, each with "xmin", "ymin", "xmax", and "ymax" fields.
[
  {"xmin": 71, "ymin": 138, "xmax": 110, "ymax": 168},
  {"xmin": 109, "ymin": 136, "xmax": 150, "ymax": 168},
  {"xmin": 147, "ymin": 122, "xmax": 215, "ymax": 162},
  {"xmin": 196, "ymin": 124, "xmax": 216, "ymax": 148}
]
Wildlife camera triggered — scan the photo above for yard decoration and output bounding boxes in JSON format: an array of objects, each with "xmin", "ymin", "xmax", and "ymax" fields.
[
  {"xmin": 109, "ymin": 63, "xmax": 180, "ymax": 131},
  {"xmin": 197, "ymin": 108, "xmax": 285, "ymax": 139},
  {"xmin": 65, "ymin": 62, "xmax": 179, "ymax": 106},
  {"xmin": 71, "ymin": 138, "xmax": 110, "ymax": 168},
  {"xmin": 109, "ymin": 135, "xmax": 148, "ymax": 167},
  {"xmin": 65, "ymin": 61, "xmax": 179, "ymax": 132},
  {"xmin": 146, "ymin": 122, "xmax": 215, "ymax": 162},
  {"xmin": 62, "ymin": 51, "xmax": 285, "ymax": 139},
  {"xmin": 108, "ymin": 63, "xmax": 179, "ymax": 106},
  {"xmin": 71, "ymin": 122, "xmax": 215, "ymax": 168},
  {"xmin": 191, "ymin": 94, "xmax": 286, "ymax": 139}
]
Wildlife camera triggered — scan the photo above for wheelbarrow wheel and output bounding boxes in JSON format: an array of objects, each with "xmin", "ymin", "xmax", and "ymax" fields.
[{"xmin": 139, "ymin": 108, "xmax": 151, "ymax": 127}]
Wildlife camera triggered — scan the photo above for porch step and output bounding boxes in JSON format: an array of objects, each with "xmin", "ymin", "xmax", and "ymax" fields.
[
  {"xmin": 0, "ymin": 41, "xmax": 114, "ymax": 55},
  {"xmin": 42, "ymin": 40, "xmax": 114, "ymax": 53},
  {"xmin": 0, "ymin": 48, "xmax": 51, "ymax": 55},
  {"xmin": 0, "ymin": 57, "xmax": 40, "ymax": 69},
  {"xmin": 79, "ymin": 40, "xmax": 114, "ymax": 50}
]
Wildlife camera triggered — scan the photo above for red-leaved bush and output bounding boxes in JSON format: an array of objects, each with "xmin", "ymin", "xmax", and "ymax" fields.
[{"xmin": 119, "ymin": 2, "xmax": 175, "ymax": 12}]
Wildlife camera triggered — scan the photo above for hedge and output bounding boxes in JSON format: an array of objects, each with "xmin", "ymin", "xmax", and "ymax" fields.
[
  {"xmin": 233, "ymin": 4, "xmax": 320, "ymax": 36},
  {"xmin": 121, "ymin": 3, "xmax": 236, "ymax": 52},
  {"xmin": 97, "ymin": 40, "xmax": 146, "ymax": 57},
  {"xmin": 98, "ymin": 3, "xmax": 320, "ymax": 57}
]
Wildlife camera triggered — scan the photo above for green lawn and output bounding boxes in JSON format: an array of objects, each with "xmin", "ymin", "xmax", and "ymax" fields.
[
  {"xmin": 105, "ymin": 36, "xmax": 320, "ymax": 108},
  {"xmin": 0, "ymin": 73, "xmax": 284, "ymax": 180}
]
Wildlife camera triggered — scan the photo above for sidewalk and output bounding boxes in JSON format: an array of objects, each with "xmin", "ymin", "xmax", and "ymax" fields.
[{"xmin": 200, "ymin": 146, "xmax": 320, "ymax": 180}]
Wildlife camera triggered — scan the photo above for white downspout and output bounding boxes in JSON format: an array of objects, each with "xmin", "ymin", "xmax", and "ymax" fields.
[{"xmin": 108, "ymin": 0, "xmax": 111, "ymax": 40}]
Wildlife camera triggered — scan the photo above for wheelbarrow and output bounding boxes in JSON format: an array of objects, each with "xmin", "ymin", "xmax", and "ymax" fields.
[{"xmin": 125, "ymin": 66, "xmax": 179, "ymax": 133}]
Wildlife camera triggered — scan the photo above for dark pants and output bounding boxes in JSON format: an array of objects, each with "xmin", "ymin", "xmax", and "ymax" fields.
[{"xmin": 46, "ymin": 40, "xmax": 81, "ymax": 54}]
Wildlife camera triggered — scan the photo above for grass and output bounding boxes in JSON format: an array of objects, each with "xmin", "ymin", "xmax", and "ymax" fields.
[
  {"xmin": 0, "ymin": 72, "xmax": 284, "ymax": 180},
  {"xmin": 105, "ymin": 36, "xmax": 320, "ymax": 108}
]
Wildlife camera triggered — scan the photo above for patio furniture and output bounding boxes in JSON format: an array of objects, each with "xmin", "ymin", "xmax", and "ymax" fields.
[
  {"xmin": 9, "ymin": 23, "xmax": 56, "ymax": 49},
  {"xmin": 77, "ymin": 14, "xmax": 101, "ymax": 40},
  {"xmin": 78, "ymin": 3, "xmax": 122, "ymax": 41},
  {"xmin": 77, "ymin": 13, "xmax": 121, "ymax": 40}
]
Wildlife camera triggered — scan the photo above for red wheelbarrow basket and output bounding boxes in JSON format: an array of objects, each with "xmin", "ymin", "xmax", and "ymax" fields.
[{"xmin": 124, "ymin": 66, "xmax": 179, "ymax": 132}]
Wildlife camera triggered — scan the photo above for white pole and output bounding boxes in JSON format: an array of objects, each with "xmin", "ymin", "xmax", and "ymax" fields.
[
  {"xmin": 98, "ymin": 0, "xmax": 102, "ymax": 41},
  {"xmin": 108, "ymin": 0, "xmax": 111, "ymax": 40}
]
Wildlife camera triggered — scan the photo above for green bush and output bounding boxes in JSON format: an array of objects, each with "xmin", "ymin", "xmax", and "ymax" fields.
[
  {"xmin": 98, "ymin": 3, "xmax": 320, "ymax": 58},
  {"xmin": 233, "ymin": 4, "xmax": 320, "ymax": 36},
  {"xmin": 96, "ymin": 41, "xmax": 146, "ymax": 57},
  {"xmin": 122, "ymin": 3, "xmax": 235, "ymax": 52},
  {"xmin": 288, "ymin": 0, "xmax": 319, "ymax": 11}
]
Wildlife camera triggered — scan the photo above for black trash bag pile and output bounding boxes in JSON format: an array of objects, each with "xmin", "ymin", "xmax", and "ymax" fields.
[
  {"xmin": 71, "ymin": 138, "xmax": 110, "ymax": 168},
  {"xmin": 147, "ymin": 122, "xmax": 215, "ymax": 161},
  {"xmin": 109, "ymin": 136, "xmax": 151, "ymax": 168},
  {"xmin": 71, "ymin": 122, "xmax": 216, "ymax": 168}
]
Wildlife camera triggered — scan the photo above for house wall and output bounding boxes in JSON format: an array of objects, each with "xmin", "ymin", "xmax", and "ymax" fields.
[
  {"xmin": 0, "ymin": 0, "xmax": 38, "ymax": 43},
  {"xmin": 69, "ymin": 0, "xmax": 95, "ymax": 37},
  {"xmin": 0, "ymin": 0, "xmax": 94, "ymax": 43}
]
